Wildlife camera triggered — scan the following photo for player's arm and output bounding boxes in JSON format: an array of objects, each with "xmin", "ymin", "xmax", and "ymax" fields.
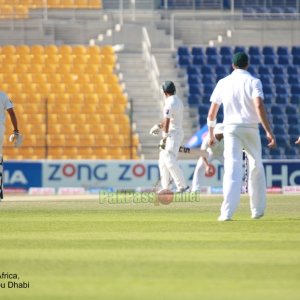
[
  {"xmin": 207, "ymin": 103, "xmax": 220, "ymax": 146},
  {"xmin": 253, "ymin": 97, "xmax": 276, "ymax": 149},
  {"xmin": 7, "ymin": 108, "xmax": 19, "ymax": 132}
]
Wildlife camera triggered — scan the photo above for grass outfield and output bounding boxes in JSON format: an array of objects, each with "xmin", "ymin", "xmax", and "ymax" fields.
[{"xmin": 0, "ymin": 195, "xmax": 299, "ymax": 300}]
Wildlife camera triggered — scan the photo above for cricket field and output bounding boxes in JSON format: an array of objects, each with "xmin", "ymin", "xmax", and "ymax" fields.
[{"xmin": 0, "ymin": 194, "xmax": 299, "ymax": 300}]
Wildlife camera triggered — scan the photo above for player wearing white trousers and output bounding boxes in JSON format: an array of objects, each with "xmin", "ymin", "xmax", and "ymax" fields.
[
  {"xmin": 150, "ymin": 81, "xmax": 188, "ymax": 192},
  {"xmin": 206, "ymin": 52, "xmax": 276, "ymax": 221}
]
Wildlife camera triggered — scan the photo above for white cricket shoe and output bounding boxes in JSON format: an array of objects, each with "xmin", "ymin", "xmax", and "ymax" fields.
[
  {"xmin": 251, "ymin": 213, "xmax": 264, "ymax": 219},
  {"xmin": 176, "ymin": 186, "xmax": 190, "ymax": 193},
  {"xmin": 217, "ymin": 215, "xmax": 232, "ymax": 221}
]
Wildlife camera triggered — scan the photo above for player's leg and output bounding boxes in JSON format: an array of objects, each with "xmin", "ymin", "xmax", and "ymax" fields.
[
  {"xmin": 0, "ymin": 156, "xmax": 3, "ymax": 199},
  {"xmin": 242, "ymin": 128, "xmax": 266, "ymax": 218},
  {"xmin": 191, "ymin": 154, "xmax": 212, "ymax": 192},
  {"xmin": 158, "ymin": 150, "xmax": 172, "ymax": 190},
  {"xmin": 164, "ymin": 132, "xmax": 188, "ymax": 191},
  {"xmin": 220, "ymin": 126, "xmax": 243, "ymax": 220}
]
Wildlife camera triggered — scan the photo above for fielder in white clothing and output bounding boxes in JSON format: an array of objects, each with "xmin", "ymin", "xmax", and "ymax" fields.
[
  {"xmin": 150, "ymin": 81, "xmax": 188, "ymax": 192},
  {"xmin": 0, "ymin": 91, "xmax": 23, "ymax": 199},
  {"xmin": 207, "ymin": 52, "xmax": 276, "ymax": 221},
  {"xmin": 191, "ymin": 123, "xmax": 224, "ymax": 192}
]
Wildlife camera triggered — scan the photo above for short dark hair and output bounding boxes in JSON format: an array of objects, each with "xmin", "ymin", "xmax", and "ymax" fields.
[
  {"xmin": 232, "ymin": 52, "xmax": 249, "ymax": 68},
  {"xmin": 162, "ymin": 81, "xmax": 176, "ymax": 94}
]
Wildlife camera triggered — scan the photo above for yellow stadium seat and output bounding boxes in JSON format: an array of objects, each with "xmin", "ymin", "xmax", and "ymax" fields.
[
  {"xmin": 100, "ymin": 94, "xmax": 114, "ymax": 104},
  {"xmin": 70, "ymin": 65, "xmax": 86, "ymax": 74},
  {"xmin": 101, "ymin": 45, "xmax": 114, "ymax": 56},
  {"xmin": 73, "ymin": 55, "xmax": 87, "ymax": 65},
  {"xmin": 50, "ymin": 83, "xmax": 65, "ymax": 94},
  {"xmin": 62, "ymin": 124, "xmax": 76, "ymax": 134},
  {"xmin": 56, "ymin": 65, "xmax": 71, "ymax": 74},
  {"xmin": 87, "ymin": 114, "xmax": 101, "ymax": 124},
  {"xmin": 100, "ymin": 114, "xmax": 115, "ymax": 124},
  {"xmin": 84, "ymin": 94, "xmax": 99, "ymax": 104},
  {"xmin": 93, "ymin": 84, "xmax": 108, "ymax": 93},
  {"xmin": 69, "ymin": 104, "xmax": 82, "ymax": 113},
  {"xmin": 31, "ymin": 0, "xmax": 44, "ymax": 8},
  {"xmin": 46, "ymin": 74, "xmax": 60, "ymax": 84},
  {"xmin": 47, "ymin": 135, "xmax": 64, "ymax": 147},
  {"xmin": 31, "ymin": 54, "xmax": 44, "ymax": 64},
  {"xmin": 32, "ymin": 73, "xmax": 46, "ymax": 83},
  {"xmin": 90, "ymin": 74, "xmax": 104, "ymax": 84},
  {"xmin": 101, "ymin": 55, "xmax": 116, "ymax": 65},
  {"xmin": 80, "ymin": 83, "xmax": 94, "ymax": 94},
  {"xmin": 1, "ymin": 45, "xmax": 16, "ymax": 54},
  {"xmin": 3, "ymin": 74, "xmax": 18, "ymax": 84},
  {"xmin": 3, "ymin": 54, "xmax": 17, "ymax": 64},
  {"xmin": 111, "ymin": 103, "xmax": 126, "ymax": 114},
  {"xmin": 72, "ymin": 114, "xmax": 86, "ymax": 124},
  {"xmin": 70, "ymin": 94, "xmax": 84, "ymax": 103},
  {"xmin": 87, "ymin": 46, "xmax": 100, "ymax": 55},
  {"xmin": 30, "ymin": 45, "xmax": 44, "ymax": 55},
  {"xmin": 58, "ymin": 45, "xmax": 72, "ymax": 55},
  {"xmin": 44, "ymin": 45, "xmax": 58, "ymax": 55},
  {"xmin": 87, "ymin": 55, "xmax": 102, "ymax": 64},
  {"xmin": 28, "ymin": 65, "xmax": 43, "ymax": 74},
  {"xmin": 47, "ymin": 0, "xmax": 60, "ymax": 7},
  {"xmin": 59, "ymin": 54, "xmax": 73, "ymax": 64},
  {"xmin": 45, "ymin": 55, "xmax": 59, "ymax": 65},
  {"xmin": 36, "ymin": 83, "xmax": 51, "ymax": 94},
  {"xmin": 62, "ymin": 74, "xmax": 76, "ymax": 84},
  {"xmin": 60, "ymin": 0, "xmax": 73, "ymax": 8},
  {"xmin": 16, "ymin": 45, "xmax": 30, "ymax": 55},
  {"xmin": 75, "ymin": 124, "xmax": 90, "ymax": 134},
  {"xmin": 63, "ymin": 147, "xmax": 78, "ymax": 157},
  {"xmin": 75, "ymin": 74, "xmax": 90, "ymax": 84},
  {"xmin": 92, "ymin": 147, "xmax": 108, "ymax": 156},
  {"xmin": 14, "ymin": 5, "xmax": 28, "ymax": 19},
  {"xmin": 118, "ymin": 114, "xmax": 129, "ymax": 124},
  {"xmin": 48, "ymin": 147, "xmax": 64, "ymax": 156},
  {"xmin": 96, "ymin": 104, "xmax": 110, "ymax": 114},
  {"xmin": 65, "ymin": 84, "xmax": 80, "ymax": 94},
  {"xmin": 7, "ymin": 83, "xmax": 22, "ymax": 94},
  {"xmin": 73, "ymin": 45, "xmax": 86, "ymax": 55},
  {"xmin": 76, "ymin": 0, "xmax": 88, "ymax": 8},
  {"xmin": 14, "ymin": 64, "xmax": 29, "ymax": 74},
  {"xmin": 17, "ymin": 55, "xmax": 31, "ymax": 64},
  {"xmin": 17, "ymin": 73, "xmax": 32, "ymax": 85},
  {"xmin": 65, "ymin": 135, "xmax": 80, "ymax": 146},
  {"xmin": 22, "ymin": 84, "xmax": 36, "ymax": 94}
]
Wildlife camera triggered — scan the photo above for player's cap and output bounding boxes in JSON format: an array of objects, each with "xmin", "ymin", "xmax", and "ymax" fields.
[
  {"xmin": 214, "ymin": 123, "xmax": 224, "ymax": 135},
  {"xmin": 232, "ymin": 52, "xmax": 249, "ymax": 68},
  {"xmin": 162, "ymin": 81, "xmax": 176, "ymax": 94}
]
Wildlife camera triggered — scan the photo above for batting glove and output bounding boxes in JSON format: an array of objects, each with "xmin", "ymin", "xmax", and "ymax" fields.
[
  {"xmin": 149, "ymin": 124, "xmax": 161, "ymax": 136},
  {"xmin": 159, "ymin": 138, "xmax": 166, "ymax": 150},
  {"xmin": 9, "ymin": 131, "xmax": 23, "ymax": 148}
]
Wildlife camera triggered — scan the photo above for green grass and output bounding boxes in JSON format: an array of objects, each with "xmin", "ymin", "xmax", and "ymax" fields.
[{"xmin": 0, "ymin": 195, "xmax": 300, "ymax": 300}]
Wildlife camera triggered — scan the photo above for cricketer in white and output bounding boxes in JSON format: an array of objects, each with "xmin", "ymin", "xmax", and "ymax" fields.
[
  {"xmin": 191, "ymin": 123, "xmax": 224, "ymax": 192},
  {"xmin": 207, "ymin": 52, "xmax": 276, "ymax": 221},
  {"xmin": 0, "ymin": 91, "xmax": 22, "ymax": 198},
  {"xmin": 150, "ymin": 81, "xmax": 189, "ymax": 192}
]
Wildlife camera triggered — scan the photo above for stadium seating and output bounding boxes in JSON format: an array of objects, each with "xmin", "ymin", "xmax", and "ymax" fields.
[
  {"xmin": 1, "ymin": 45, "xmax": 139, "ymax": 160},
  {"xmin": 178, "ymin": 45, "xmax": 300, "ymax": 159}
]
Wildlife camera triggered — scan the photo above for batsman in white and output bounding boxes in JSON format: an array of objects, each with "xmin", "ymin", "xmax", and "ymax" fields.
[
  {"xmin": 0, "ymin": 91, "xmax": 23, "ymax": 199},
  {"xmin": 149, "ymin": 81, "xmax": 189, "ymax": 192},
  {"xmin": 207, "ymin": 52, "xmax": 276, "ymax": 221},
  {"xmin": 191, "ymin": 123, "xmax": 224, "ymax": 192}
]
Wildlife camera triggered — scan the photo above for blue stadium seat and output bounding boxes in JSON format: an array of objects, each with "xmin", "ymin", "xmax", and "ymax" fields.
[
  {"xmin": 264, "ymin": 55, "xmax": 276, "ymax": 65},
  {"xmin": 193, "ymin": 55, "xmax": 205, "ymax": 65},
  {"xmin": 273, "ymin": 75, "xmax": 286, "ymax": 85},
  {"xmin": 273, "ymin": 125, "xmax": 286, "ymax": 135},
  {"xmin": 188, "ymin": 75, "xmax": 201, "ymax": 85},
  {"xmin": 178, "ymin": 55, "xmax": 191, "ymax": 67},
  {"xmin": 289, "ymin": 134, "xmax": 299, "ymax": 146},
  {"xmin": 220, "ymin": 46, "xmax": 232, "ymax": 56},
  {"xmin": 202, "ymin": 94, "xmax": 211, "ymax": 104},
  {"xmin": 276, "ymin": 85, "xmax": 289, "ymax": 95},
  {"xmin": 263, "ymin": 96, "xmax": 273, "ymax": 104},
  {"xmin": 287, "ymin": 65, "xmax": 298, "ymax": 75},
  {"xmin": 215, "ymin": 65, "xmax": 228, "ymax": 76},
  {"xmin": 263, "ymin": 46, "xmax": 275, "ymax": 55},
  {"xmin": 291, "ymin": 85, "xmax": 300, "ymax": 95},
  {"xmin": 285, "ymin": 147, "xmax": 298, "ymax": 158},
  {"xmin": 273, "ymin": 66, "xmax": 285, "ymax": 75},
  {"xmin": 191, "ymin": 47, "xmax": 204, "ymax": 56},
  {"xmin": 275, "ymin": 135, "xmax": 288, "ymax": 148},
  {"xmin": 202, "ymin": 75, "xmax": 214, "ymax": 85},
  {"xmin": 198, "ymin": 104, "xmax": 210, "ymax": 114},
  {"xmin": 221, "ymin": 55, "xmax": 232, "ymax": 65},
  {"xmin": 275, "ymin": 95, "xmax": 288, "ymax": 105},
  {"xmin": 187, "ymin": 66, "xmax": 200, "ymax": 76},
  {"xmin": 249, "ymin": 46, "xmax": 261, "ymax": 55},
  {"xmin": 250, "ymin": 55, "xmax": 262, "ymax": 65},
  {"xmin": 273, "ymin": 115, "xmax": 285, "ymax": 124},
  {"xmin": 188, "ymin": 95, "xmax": 201, "ymax": 106},
  {"xmin": 199, "ymin": 117, "xmax": 207, "ymax": 127},
  {"xmin": 247, "ymin": 65, "xmax": 258, "ymax": 76},
  {"xmin": 269, "ymin": 148, "xmax": 283, "ymax": 159},
  {"xmin": 260, "ymin": 75, "xmax": 272, "ymax": 85},
  {"xmin": 207, "ymin": 56, "xmax": 220, "ymax": 65},
  {"xmin": 263, "ymin": 84, "xmax": 274, "ymax": 96},
  {"xmin": 290, "ymin": 95, "xmax": 300, "ymax": 104},
  {"xmin": 270, "ymin": 104, "xmax": 283, "ymax": 114},
  {"xmin": 288, "ymin": 125, "xmax": 300, "ymax": 135},
  {"xmin": 178, "ymin": 46, "xmax": 189, "ymax": 56},
  {"xmin": 291, "ymin": 46, "xmax": 300, "ymax": 56},
  {"xmin": 234, "ymin": 46, "xmax": 246, "ymax": 53},
  {"xmin": 292, "ymin": 56, "xmax": 300, "ymax": 65},
  {"xmin": 203, "ymin": 84, "xmax": 214, "ymax": 95},
  {"xmin": 278, "ymin": 55, "xmax": 290, "ymax": 65},
  {"xmin": 189, "ymin": 84, "xmax": 202, "ymax": 95},
  {"xmin": 201, "ymin": 66, "xmax": 213, "ymax": 75},
  {"xmin": 288, "ymin": 75, "xmax": 300, "ymax": 85},
  {"xmin": 287, "ymin": 115, "xmax": 299, "ymax": 124},
  {"xmin": 284, "ymin": 7, "xmax": 297, "ymax": 14},
  {"xmin": 205, "ymin": 47, "xmax": 218, "ymax": 56},
  {"xmin": 258, "ymin": 65, "xmax": 271, "ymax": 75},
  {"xmin": 286, "ymin": 104, "xmax": 298, "ymax": 115},
  {"xmin": 277, "ymin": 46, "xmax": 289, "ymax": 55}
]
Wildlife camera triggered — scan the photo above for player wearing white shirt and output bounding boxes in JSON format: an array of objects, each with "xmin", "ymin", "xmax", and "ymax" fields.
[
  {"xmin": 0, "ymin": 91, "xmax": 22, "ymax": 199},
  {"xmin": 191, "ymin": 123, "xmax": 224, "ymax": 192},
  {"xmin": 150, "ymin": 81, "xmax": 188, "ymax": 192},
  {"xmin": 207, "ymin": 52, "xmax": 276, "ymax": 221}
]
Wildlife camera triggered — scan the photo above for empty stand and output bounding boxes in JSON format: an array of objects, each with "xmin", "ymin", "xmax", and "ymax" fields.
[{"xmin": 1, "ymin": 45, "xmax": 139, "ymax": 160}]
